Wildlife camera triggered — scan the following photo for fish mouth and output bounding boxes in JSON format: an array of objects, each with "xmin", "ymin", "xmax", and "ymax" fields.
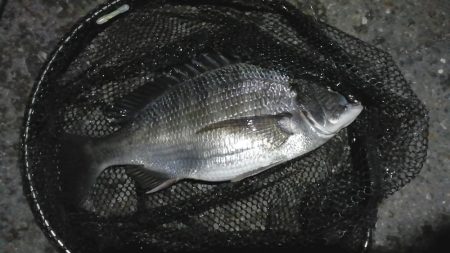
[{"xmin": 341, "ymin": 101, "xmax": 364, "ymax": 128}]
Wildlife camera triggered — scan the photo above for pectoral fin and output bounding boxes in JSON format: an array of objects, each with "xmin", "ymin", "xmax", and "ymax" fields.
[
  {"xmin": 126, "ymin": 166, "xmax": 177, "ymax": 193},
  {"xmin": 196, "ymin": 113, "xmax": 293, "ymax": 148}
]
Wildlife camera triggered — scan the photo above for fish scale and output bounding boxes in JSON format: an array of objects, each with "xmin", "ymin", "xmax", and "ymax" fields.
[
  {"xmin": 142, "ymin": 71, "xmax": 292, "ymax": 138},
  {"xmin": 97, "ymin": 64, "xmax": 291, "ymax": 159}
]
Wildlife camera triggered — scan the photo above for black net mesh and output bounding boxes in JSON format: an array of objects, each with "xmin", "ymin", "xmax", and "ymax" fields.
[{"xmin": 21, "ymin": 0, "xmax": 428, "ymax": 252}]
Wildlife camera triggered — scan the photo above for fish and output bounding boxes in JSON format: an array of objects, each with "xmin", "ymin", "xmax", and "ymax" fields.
[{"xmin": 61, "ymin": 53, "xmax": 363, "ymax": 204}]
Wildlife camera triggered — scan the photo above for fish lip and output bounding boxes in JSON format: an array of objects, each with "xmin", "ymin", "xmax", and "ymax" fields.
[{"xmin": 343, "ymin": 101, "xmax": 364, "ymax": 127}]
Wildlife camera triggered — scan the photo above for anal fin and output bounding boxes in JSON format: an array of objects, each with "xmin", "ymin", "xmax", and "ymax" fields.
[{"xmin": 126, "ymin": 166, "xmax": 177, "ymax": 194}]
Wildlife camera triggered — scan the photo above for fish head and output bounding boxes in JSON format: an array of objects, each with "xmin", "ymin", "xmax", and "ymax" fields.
[{"xmin": 293, "ymin": 83, "xmax": 363, "ymax": 136}]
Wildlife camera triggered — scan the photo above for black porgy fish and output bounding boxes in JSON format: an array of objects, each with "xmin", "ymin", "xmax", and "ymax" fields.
[{"xmin": 63, "ymin": 53, "xmax": 363, "ymax": 203}]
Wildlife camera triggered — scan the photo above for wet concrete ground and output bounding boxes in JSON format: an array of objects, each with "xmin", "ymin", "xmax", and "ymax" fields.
[{"xmin": 0, "ymin": 0, "xmax": 448, "ymax": 252}]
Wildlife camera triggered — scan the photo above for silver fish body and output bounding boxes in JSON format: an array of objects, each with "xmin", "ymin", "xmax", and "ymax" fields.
[{"xmin": 67, "ymin": 55, "xmax": 362, "ymax": 200}]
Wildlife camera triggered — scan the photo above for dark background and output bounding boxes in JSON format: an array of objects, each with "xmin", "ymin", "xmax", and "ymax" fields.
[{"xmin": 0, "ymin": 0, "xmax": 448, "ymax": 252}]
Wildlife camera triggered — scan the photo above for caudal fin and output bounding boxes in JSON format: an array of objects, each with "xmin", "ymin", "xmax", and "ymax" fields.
[{"xmin": 59, "ymin": 136, "xmax": 101, "ymax": 207}]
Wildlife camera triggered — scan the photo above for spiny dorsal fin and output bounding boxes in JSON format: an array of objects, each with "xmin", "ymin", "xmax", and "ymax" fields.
[
  {"xmin": 165, "ymin": 52, "xmax": 238, "ymax": 84},
  {"xmin": 196, "ymin": 113, "xmax": 293, "ymax": 148},
  {"xmin": 105, "ymin": 52, "xmax": 239, "ymax": 124},
  {"xmin": 126, "ymin": 166, "xmax": 177, "ymax": 194}
]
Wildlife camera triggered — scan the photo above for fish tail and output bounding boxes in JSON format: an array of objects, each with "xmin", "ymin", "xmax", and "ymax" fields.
[{"xmin": 59, "ymin": 135, "xmax": 102, "ymax": 207}]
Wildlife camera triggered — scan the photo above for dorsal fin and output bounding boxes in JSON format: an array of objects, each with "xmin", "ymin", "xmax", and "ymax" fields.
[
  {"xmin": 105, "ymin": 52, "xmax": 239, "ymax": 124},
  {"xmin": 104, "ymin": 81, "xmax": 168, "ymax": 124},
  {"xmin": 163, "ymin": 53, "xmax": 238, "ymax": 84}
]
